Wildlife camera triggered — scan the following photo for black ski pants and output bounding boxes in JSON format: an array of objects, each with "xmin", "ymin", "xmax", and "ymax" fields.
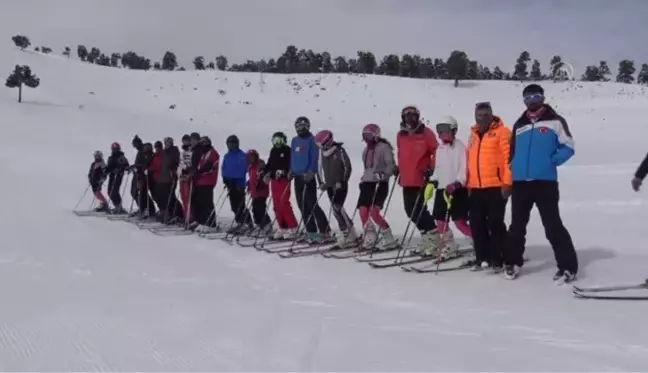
[
  {"xmin": 156, "ymin": 181, "xmax": 183, "ymax": 220},
  {"xmin": 469, "ymin": 187, "xmax": 508, "ymax": 266},
  {"xmin": 327, "ymin": 183, "xmax": 353, "ymax": 232},
  {"xmin": 132, "ymin": 175, "xmax": 156, "ymax": 216},
  {"xmin": 228, "ymin": 187, "xmax": 252, "ymax": 225},
  {"xmin": 294, "ymin": 176, "xmax": 330, "ymax": 234},
  {"xmin": 251, "ymin": 197, "xmax": 271, "ymax": 228},
  {"xmin": 108, "ymin": 172, "xmax": 124, "ymax": 207},
  {"xmin": 192, "ymin": 185, "xmax": 216, "ymax": 226},
  {"xmin": 402, "ymin": 186, "xmax": 436, "ymax": 232},
  {"xmin": 504, "ymin": 181, "xmax": 578, "ymax": 273}
]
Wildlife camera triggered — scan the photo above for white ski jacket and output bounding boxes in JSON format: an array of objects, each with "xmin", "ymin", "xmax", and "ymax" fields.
[{"xmin": 431, "ymin": 139, "xmax": 467, "ymax": 188}]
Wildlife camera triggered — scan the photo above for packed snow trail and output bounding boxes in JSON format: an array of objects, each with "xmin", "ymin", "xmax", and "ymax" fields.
[{"xmin": 1, "ymin": 47, "xmax": 648, "ymax": 370}]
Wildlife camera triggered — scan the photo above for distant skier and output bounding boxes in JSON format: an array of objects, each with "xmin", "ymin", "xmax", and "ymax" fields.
[
  {"xmin": 156, "ymin": 137, "xmax": 182, "ymax": 224},
  {"xmin": 396, "ymin": 106, "xmax": 441, "ymax": 256},
  {"xmin": 190, "ymin": 136, "xmax": 220, "ymax": 233},
  {"xmin": 104, "ymin": 142, "xmax": 129, "ymax": 214},
  {"xmin": 504, "ymin": 84, "xmax": 578, "ymax": 283},
  {"xmin": 246, "ymin": 149, "xmax": 272, "ymax": 234},
  {"xmin": 263, "ymin": 131, "xmax": 299, "ymax": 240},
  {"xmin": 357, "ymin": 123, "xmax": 399, "ymax": 251},
  {"xmin": 129, "ymin": 135, "xmax": 156, "ymax": 218},
  {"xmin": 88, "ymin": 150, "xmax": 108, "ymax": 212},
  {"xmin": 291, "ymin": 116, "xmax": 331, "ymax": 243},
  {"xmin": 429, "ymin": 116, "xmax": 472, "ymax": 261},
  {"xmin": 222, "ymin": 135, "xmax": 253, "ymax": 234},
  {"xmin": 314, "ymin": 129, "xmax": 357, "ymax": 248},
  {"xmin": 466, "ymin": 102, "xmax": 511, "ymax": 272},
  {"xmin": 177, "ymin": 134, "xmax": 193, "ymax": 222}
]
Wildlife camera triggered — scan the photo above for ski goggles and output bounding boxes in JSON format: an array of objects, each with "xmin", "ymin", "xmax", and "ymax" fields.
[
  {"xmin": 272, "ymin": 136, "xmax": 286, "ymax": 146},
  {"xmin": 436, "ymin": 123, "xmax": 454, "ymax": 133},
  {"xmin": 523, "ymin": 93, "xmax": 544, "ymax": 104}
]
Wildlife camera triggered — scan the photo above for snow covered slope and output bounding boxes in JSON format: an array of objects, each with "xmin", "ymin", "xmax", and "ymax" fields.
[{"xmin": 2, "ymin": 46, "xmax": 648, "ymax": 371}]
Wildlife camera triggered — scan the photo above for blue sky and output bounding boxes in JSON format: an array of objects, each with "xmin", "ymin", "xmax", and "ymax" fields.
[{"xmin": 2, "ymin": 0, "xmax": 647, "ymax": 75}]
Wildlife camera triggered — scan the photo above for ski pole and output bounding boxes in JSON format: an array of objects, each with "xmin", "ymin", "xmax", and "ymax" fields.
[
  {"xmin": 395, "ymin": 183, "xmax": 433, "ymax": 263},
  {"xmin": 289, "ymin": 185, "xmax": 326, "ymax": 251},
  {"xmin": 314, "ymin": 187, "xmax": 335, "ymax": 251},
  {"xmin": 435, "ymin": 192, "xmax": 454, "ymax": 274},
  {"xmin": 368, "ymin": 175, "xmax": 400, "ymax": 257},
  {"xmin": 73, "ymin": 184, "xmax": 91, "ymax": 212},
  {"xmin": 251, "ymin": 194, "xmax": 274, "ymax": 247}
]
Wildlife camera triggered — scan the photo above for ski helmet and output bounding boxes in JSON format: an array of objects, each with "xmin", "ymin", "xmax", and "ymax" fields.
[
  {"xmin": 93, "ymin": 150, "xmax": 103, "ymax": 159},
  {"xmin": 314, "ymin": 130, "xmax": 334, "ymax": 149},
  {"xmin": 271, "ymin": 131, "xmax": 287, "ymax": 147},
  {"xmin": 401, "ymin": 106, "xmax": 421, "ymax": 132},
  {"xmin": 111, "ymin": 142, "xmax": 121, "ymax": 151},
  {"xmin": 436, "ymin": 116, "xmax": 458, "ymax": 133},
  {"xmin": 294, "ymin": 116, "xmax": 311, "ymax": 135},
  {"xmin": 362, "ymin": 123, "xmax": 381, "ymax": 143}
]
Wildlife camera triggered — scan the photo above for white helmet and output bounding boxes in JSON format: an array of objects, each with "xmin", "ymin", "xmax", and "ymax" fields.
[{"xmin": 437, "ymin": 116, "xmax": 458, "ymax": 131}]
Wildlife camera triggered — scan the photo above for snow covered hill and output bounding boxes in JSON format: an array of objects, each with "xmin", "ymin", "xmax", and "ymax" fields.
[{"xmin": 2, "ymin": 46, "xmax": 648, "ymax": 371}]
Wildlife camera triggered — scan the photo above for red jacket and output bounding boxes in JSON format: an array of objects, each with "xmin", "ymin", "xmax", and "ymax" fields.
[
  {"xmin": 248, "ymin": 160, "xmax": 270, "ymax": 198},
  {"xmin": 396, "ymin": 125, "xmax": 438, "ymax": 187},
  {"xmin": 196, "ymin": 147, "xmax": 220, "ymax": 186},
  {"xmin": 148, "ymin": 152, "xmax": 162, "ymax": 181}
]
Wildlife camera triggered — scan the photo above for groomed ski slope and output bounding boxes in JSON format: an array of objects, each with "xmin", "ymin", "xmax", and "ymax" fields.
[{"xmin": 2, "ymin": 46, "xmax": 648, "ymax": 371}]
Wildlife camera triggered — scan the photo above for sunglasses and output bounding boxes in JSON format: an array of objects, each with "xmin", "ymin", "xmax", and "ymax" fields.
[{"xmin": 523, "ymin": 93, "xmax": 544, "ymax": 104}]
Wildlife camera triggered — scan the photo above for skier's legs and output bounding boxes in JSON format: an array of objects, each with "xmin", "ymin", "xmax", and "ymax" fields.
[
  {"xmin": 504, "ymin": 182, "xmax": 534, "ymax": 267},
  {"xmin": 327, "ymin": 185, "xmax": 351, "ymax": 231},
  {"xmin": 270, "ymin": 179, "xmax": 287, "ymax": 228},
  {"xmin": 484, "ymin": 187, "xmax": 507, "ymax": 267},
  {"xmin": 305, "ymin": 179, "xmax": 330, "ymax": 233},
  {"xmin": 469, "ymin": 189, "xmax": 491, "ymax": 263}
]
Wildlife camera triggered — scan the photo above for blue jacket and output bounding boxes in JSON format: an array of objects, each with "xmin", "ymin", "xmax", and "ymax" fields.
[
  {"xmin": 290, "ymin": 134, "xmax": 318, "ymax": 175},
  {"xmin": 221, "ymin": 149, "xmax": 247, "ymax": 188},
  {"xmin": 510, "ymin": 105, "xmax": 574, "ymax": 182}
]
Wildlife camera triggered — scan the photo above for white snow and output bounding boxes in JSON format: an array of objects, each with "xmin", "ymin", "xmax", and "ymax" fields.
[{"xmin": 2, "ymin": 47, "xmax": 648, "ymax": 371}]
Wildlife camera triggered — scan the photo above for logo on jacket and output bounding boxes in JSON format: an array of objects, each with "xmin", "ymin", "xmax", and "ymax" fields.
[
  {"xmin": 539, "ymin": 127, "xmax": 548, "ymax": 134},
  {"xmin": 295, "ymin": 146, "xmax": 302, "ymax": 152}
]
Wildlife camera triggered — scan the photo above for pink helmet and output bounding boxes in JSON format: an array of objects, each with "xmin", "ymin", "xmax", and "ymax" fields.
[
  {"xmin": 314, "ymin": 130, "xmax": 334, "ymax": 149},
  {"xmin": 362, "ymin": 123, "xmax": 381, "ymax": 143}
]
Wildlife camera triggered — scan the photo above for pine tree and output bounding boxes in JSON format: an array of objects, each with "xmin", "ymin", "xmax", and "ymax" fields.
[
  {"xmin": 616, "ymin": 60, "xmax": 636, "ymax": 83},
  {"xmin": 215, "ymin": 55, "xmax": 228, "ymax": 71},
  {"xmin": 110, "ymin": 53, "xmax": 121, "ymax": 68},
  {"xmin": 598, "ymin": 61, "xmax": 611, "ymax": 81},
  {"xmin": 581, "ymin": 65, "xmax": 600, "ymax": 81},
  {"xmin": 513, "ymin": 51, "xmax": 531, "ymax": 81},
  {"xmin": 11, "ymin": 35, "xmax": 30, "ymax": 50},
  {"xmin": 493, "ymin": 66, "xmax": 504, "ymax": 80},
  {"xmin": 77, "ymin": 45, "xmax": 88, "ymax": 61},
  {"xmin": 206, "ymin": 61, "xmax": 215, "ymax": 70},
  {"xmin": 637, "ymin": 63, "xmax": 648, "ymax": 85},
  {"xmin": 162, "ymin": 51, "xmax": 178, "ymax": 71},
  {"xmin": 87, "ymin": 47, "xmax": 101, "ymax": 63},
  {"xmin": 446, "ymin": 50, "xmax": 469, "ymax": 86},
  {"xmin": 193, "ymin": 56, "xmax": 205, "ymax": 70},
  {"xmin": 5, "ymin": 65, "xmax": 40, "ymax": 103},
  {"xmin": 530, "ymin": 59, "xmax": 542, "ymax": 80},
  {"xmin": 549, "ymin": 55, "xmax": 563, "ymax": 81}
]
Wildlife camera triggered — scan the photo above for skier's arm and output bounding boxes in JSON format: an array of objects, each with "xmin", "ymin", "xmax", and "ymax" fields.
[
  {"xmin": 308, "ymin": 139, "xmax": 319, "ymax": 174},
  {"xmin": 499, "ymin": 127, "xmax": 513, "ymax": 186},
  {"xmin": 551, "ymin": 116, "xmax": 575, "ymax": 166},
  {"xmin": 455, "ymin": 142, "xmax": 468, "ymax": 186},
  {"xmin": 341, "ymin": 148, "xmax": 352, "ymax": 182},
  {"xmin": 382, "ymin": 144, "xmax": 397, "ymax": 178}
]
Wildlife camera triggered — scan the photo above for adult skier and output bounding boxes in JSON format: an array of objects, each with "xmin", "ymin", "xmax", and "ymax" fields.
[
  {"xmin": 156, "ymin": 137, "xmax": 182, "ymax": 223},
  {"xmin": 396, "ymin": 106, "xmax": 441, "ymax": 255},
  {"xmin": 504, "ymin": 84, "xmax": 578, "ymax": 283},
  {"xmin": 246, "ymin": 149, "xmax": 272, "ymax": 234},
  {"xmin": 290, "ymin": 116, "xmax": 331, "ymax": 243},
  {"xmin": 357, "ymin": 123, "xmax": 399, "ymax": 251},
  {"xmin": 222, "ymin": 135, "xmax": 253, "ymax": 234},
  {"xmin": 129, "ymin": 136, "xmax": 156, "ymax": 218},
  {"xmin": 88, "ymin": 150, "xmax": 108, "ymax": 212},
  {"xmin": 466, "ymin": 102, "xmax": 511, "ymax": 272},
  {"xmin": 104, "ymin": 142, "xmax": 129, "ymax": 214},
  {"xmin": 190, "ymin": 136, "xmax": 220, "ymax": 233},
  {"xmin": 430, "ymin": 116, "xmax": 472, "ymax": 261},
  {"xmin": 314, "ymin": 129, "xmax": 357, "ymax": 248},
  {"xmin": 263, "ymin": 131, "xmax": 299, "ymax": 240},
  {"xmin": 178, "ymin": 134, "xmax": 193, "ymax": 222}
]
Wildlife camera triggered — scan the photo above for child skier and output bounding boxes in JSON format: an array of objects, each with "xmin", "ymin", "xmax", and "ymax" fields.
[
  {"xmin": 358, "ymin": 123, "xmax": 400, "ymax": 250},
  {"xmin": 191, "ymin": 136, "xmax": 220, "ymax": 233},
  {"xmin": 246, "ymin": 149, "xmax": 272, "ymax": 235},
  {"xmin": 314, "ymin": 130, "xmax": 358, "ymax": 248},
  {"xmin": 430, "ymin": 116, "xmax": 473, "ymax": 261},
  {"xmin": 290, "ymin": 116, "xmax": 331, "ymax": 243},
  {"xmin": 104, "ymin": 142, "xmax": 129, "ymax": 214},
  {"xmin": 88, "ymin": 150, "xmax": 108, "ymax": 212},
  {"xmin": 263, "ymin": 131, "xmax": 299, "ymax": 240},
  {"xmin": 222, "ymin": 135, "xmax": 253, "ymax": 234}
]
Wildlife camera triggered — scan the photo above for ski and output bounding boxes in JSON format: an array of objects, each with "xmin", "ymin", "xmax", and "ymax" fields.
[
  {"xmin": 355, "ymin": 250, "xmax": 420, "ymax": 263},
  {"xmin": 368, "ymin": 255, "xmax": 434, "ymax": 269},
  {"xmin": 572, "ymin": 281, "xmax": 648, "ymax": 293},
  {"xmin": 406, "ymin": 256, "xmax": 471, "ymax": 273},
  {"xmin": 150, "ymin": 228, "xmax": 194, "ymax": 236},
  {"xmin": 573, "ymin": 291, "xmax": 648, "ymax": 300},
  {"xmin": 277, "ymin": 243, "xmax": 338, "ymax": 258},
  {"xmin": 73, "ymin": 210, "xmax": 108, "ymax": 217}
]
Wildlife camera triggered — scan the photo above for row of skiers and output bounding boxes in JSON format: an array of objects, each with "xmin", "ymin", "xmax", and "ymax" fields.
[{"xmin": 87, "ymin": 83, "xmax": 579, "ymax": 282}]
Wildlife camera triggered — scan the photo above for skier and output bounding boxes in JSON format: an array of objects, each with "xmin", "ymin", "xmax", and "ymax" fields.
[
  {"xmin": 466, "ymin": 102, "xmax": 511, "ymax": 272},
  {"xmin": 222, "ymin": 135, "xmax": 253, "ymax": 234},
  {"xmin": 88, "ymin": 150, "xmax": 108, "ymax": 212},
  {"xmin": 177, "ymin": 134, "xmax": 193, "ymax": 222},
  {"xmin": 156, "ymin": 137, "xmax": 182, "ymax": 224},
  {"xmin": 246, "ymin": 149, "xmax": 272, "ymax": 234},
  {"xmin": 263, "ymin": 131, "xmax": 299, "ymax": 240},
  {"xmin": 147, "ymin": 141, "xmax": 164, "ymax": 219},
  {"xmin": 430, "ymin": 116, "xmax": 472, "ymax": 261},
  {"xmin": 290, "ymin": 116, "xmax": 331, "ymax": 243},
  {"xmin": 396, "ymin": 106, "xmax": 441, "ymax": 256},
  {"xmin": 357, "ymin": 123, "xmax": 399, "ymax": 251},
  {"xmin": 314, "ymin": 129, "xmax": 358, "ymax": 248},
  {"xmin": 129, "ymin": 137, "xmax": 156, "ymax": 218},
  {"xmin": 190, "ymin": 136, "xmax": 220, "ymax": 233},
  {"xmin": 104, "ymin": 142, "xmax": 129, "ymax": 214},
  {"xmin": 504, "ymin": 84, "xmax": 578, "ymax": 282}
]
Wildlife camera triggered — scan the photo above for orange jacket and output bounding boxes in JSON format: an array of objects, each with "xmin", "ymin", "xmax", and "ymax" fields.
[
  {"xmin": 466, "ymin": 117, "xmax": 512, "ymax": 189},
  {"xmin": 397, "ymin": 125, "xmax": 438, "ymax": 187}
]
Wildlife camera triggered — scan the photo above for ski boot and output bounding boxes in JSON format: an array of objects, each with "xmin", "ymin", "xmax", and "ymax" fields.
[
  {"xmin": 336, "ymin": 229, "xmax": 359, "ymax": 249},
  {"xmin": 420, "ymin": 229, "xmax": 442, "ymax": 257},
  {"xmin": 504, "ymin": 264, "xmax": 521, "ymax": 280},
  {"xmin": 377, "ymin": 227, "xmax": 400, "ymax": 251},
  {"xmin": 271, "ymin": 228, "xmax": 285, "ymax": 240},
  {"xmin": 553, "ymin": 269, "xmax": 576, "ymax": 284},
  {"xmin": 435, "ymin": 230, "xmax": 462, "ymax": 263},
  {"xmin": 359, "ymin": 225, "xmax": 378, "ymax": 251},
  {"xmin": 93, "ymin": 203, "xmax": 109, "ymax": 213}
]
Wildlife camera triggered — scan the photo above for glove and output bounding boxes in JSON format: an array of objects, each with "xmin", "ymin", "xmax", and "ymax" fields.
[
  {"xmin": 334, "ymin": 182, "xmax": 343, "ymax": 190},
  {"xmin": 275, "ymin": 170, "xmax": 285, "ymax": 179},
  {"xmin": 423, "ymin": 182, "xmax": 436, "ymax": 202},
  {"xmin": 501, "ymin": 185, "xmax": 512, "ymax": 200},
  {"xmin": 424, "ymin": 168, "xmax": 435, "ymax": 181},
  {"xmin": 374, "ymin": 172, "xmax": 386, "ymax": 181},
  {"xmin": 393, "ymin": 166, "xmax": 399, "ymax": 178},
  {"xmin": 632, "ymin": 177, "xmax": 642, "ymax": 192},
  {"xmin": 263, "ymin": 173, "xmax": 271, "ymax": 184},
  {"xmin": 318, "ymin": 183, "xmax": 328, "ymax": 191},
  {"xmin": 445, "ymin": 181, "xmax": 461, "ymax": 195},
  {"xmin": 304, "ymin": 171, "xmax": 315, "ymax": 182}
]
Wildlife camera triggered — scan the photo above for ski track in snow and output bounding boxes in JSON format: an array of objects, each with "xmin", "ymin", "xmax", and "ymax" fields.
[{"xmin": 1, "ymin": 48, "xmax": 648, "ymax": 370}]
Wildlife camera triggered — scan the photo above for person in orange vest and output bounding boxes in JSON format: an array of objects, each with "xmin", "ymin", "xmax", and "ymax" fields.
[{"xmin": 466, "ymin": 102, "xmax": 512, "ymax": 272}]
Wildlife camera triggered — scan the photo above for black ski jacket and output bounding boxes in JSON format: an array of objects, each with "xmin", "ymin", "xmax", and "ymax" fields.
[{"xmin": 263, "ymin": 145, "xmax": 291, "ymax": 179}]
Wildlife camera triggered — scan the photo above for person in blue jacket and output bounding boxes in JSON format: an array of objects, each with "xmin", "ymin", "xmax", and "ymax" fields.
[
  {"xmin": 503, "ymin": 84, "xmax": 578, "ymax": 283},
  {"xmin": 222, "ymin": 135, "xmax": 253, "ymax": 233},
  {"xmin": 290, "ymin": 116, "xmax": 331, "ymax": 243}
]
